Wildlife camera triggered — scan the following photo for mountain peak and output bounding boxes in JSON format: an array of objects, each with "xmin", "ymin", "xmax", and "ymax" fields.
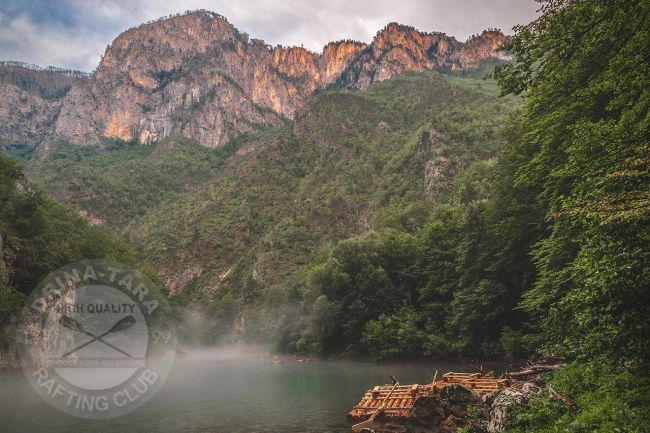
[{"xmin": 0, "ymin": 12, "xmax": 510, "ymax": 151}]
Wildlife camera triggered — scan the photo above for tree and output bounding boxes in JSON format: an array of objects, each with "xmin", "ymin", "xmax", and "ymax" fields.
[{"xmin": 493, "ymin": 0, "xmax": 650, "ymax": 365}]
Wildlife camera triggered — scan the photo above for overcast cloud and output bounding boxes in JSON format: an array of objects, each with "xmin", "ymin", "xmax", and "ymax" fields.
[{"xmin": 0, "ymin": 0, "xmax": 539, "ymax": 71}]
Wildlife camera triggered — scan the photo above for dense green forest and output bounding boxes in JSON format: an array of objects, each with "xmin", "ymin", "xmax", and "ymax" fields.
[
  {"xmin": 0, "ymin": 154, "xmax": 135, "ymax": 362},
  {"xmin": 2, "ymin": 0, "xmax": 648, "ymax": 430},
  {"xmin": 491, "ymin": 1, "xmax": 650, "ymax": 430},
  {"xmin": 23, "ymin": 71, "xmax": 518, "ymax": 346}
]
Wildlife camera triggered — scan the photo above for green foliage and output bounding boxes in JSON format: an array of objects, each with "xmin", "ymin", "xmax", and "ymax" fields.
[
  {"xmin": 1, "ymin": 154, "xmax": 133, "ymax": 294},
  {"xmin": 499, "ymin": 327, "xmax": 538, "ymax": 362},
  {"xmin": 447, "ymin": 279, "xmax": 508, "ymax": 356},
  {"xmin": 505, "ymin": 359, "xmax": 650, "ymax": 433},
  {"xmin": 25, "ymin": 71, "xmax": 516, "ymax": 347},
  {"xmin": 469, "ymin": 2, "xmax": 650, "ymax": 430},
  {"xmin": 362, "ymin": 307, "xmax": 426, "ymax": 360},
  {"xmin": 492, "ymin": 0, "xmax": 650, "ymax": 365},
  {"xmin": 30, "ymin": 135, "xmax": 238, "ymax": 228},
  {"xmin": 3, "ymin": 143, "xmax": 37, "ymax": 165},
  {"xmin": 288, "ymin": 199, "xmax": 527, "ymax": 358},
  {"xmin": 295, "ymin": 294, "xmax": 342, "ymax": 354},
  {"xmin": 0, "ymin": 153, "xmax": 134, "ymax": 355}
]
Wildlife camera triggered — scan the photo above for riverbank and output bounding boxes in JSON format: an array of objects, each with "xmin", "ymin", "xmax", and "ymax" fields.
[
  {"xmin": 358, "ymin": 358, "xmax": 650, "ymax": 433},
  {"xmin": 347, "ymin": 359, "xmax": 563, "ymax": 433}
]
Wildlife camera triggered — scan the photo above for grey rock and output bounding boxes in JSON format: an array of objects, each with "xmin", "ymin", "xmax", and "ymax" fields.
[
  {"xmin": 487, "ymin": 385, "xmax": 540, "ymax": 433},
  {"xmin": 440, "ymin": 383, "xmax": 482, "ymax": 404},
  {"xmin": 409, "ymin": 395, "xmax": 446, "ymax": 426}
]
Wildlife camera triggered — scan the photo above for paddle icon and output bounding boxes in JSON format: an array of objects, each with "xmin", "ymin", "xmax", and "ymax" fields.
[{"xmin": 60, "ymin": 315, "xmax": 136, "ymax": 358}]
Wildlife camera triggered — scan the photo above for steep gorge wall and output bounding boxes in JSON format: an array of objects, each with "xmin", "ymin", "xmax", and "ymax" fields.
[{"xmin": 0, "ymin": 65, "xmax": 86, "ymax": 150}]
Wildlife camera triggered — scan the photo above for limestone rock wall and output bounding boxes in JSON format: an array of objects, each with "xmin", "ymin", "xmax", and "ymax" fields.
[{"xmin": 0, "ymin": 11, "xmax": 510, "ymax": 150}]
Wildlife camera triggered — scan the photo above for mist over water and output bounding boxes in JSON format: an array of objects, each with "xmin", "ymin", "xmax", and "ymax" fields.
[{"xmin": 0, "ymin": 346, "xmax": 481, "ymax": 433}]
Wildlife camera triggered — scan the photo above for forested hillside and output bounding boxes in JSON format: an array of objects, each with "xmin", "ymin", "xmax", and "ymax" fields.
[
  {"xmin": 0, "ymin": 154, "xmax": 134, "ymax": 365},
  {"xmin": 282, "ymin": 1, "xmax": 650, "ymax": 430},
  {"xmin": 22, "ymin": 71, "xmax": 519, "ymax": 347}
]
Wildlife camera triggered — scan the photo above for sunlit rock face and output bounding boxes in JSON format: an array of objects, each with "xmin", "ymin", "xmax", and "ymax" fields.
[
  {"xmin": 54, "ymin": 11, "xmax": 287, "ymax": 148},
  {"xmin": 337, "ymin": 25, "xmax": 509, "ymax": 89},
  {"xmin": 1, "ymin": 11, "xmax": 509, "ymax": 150},
  {"xmin": 454, "ymin": 30, "xmax": 512, "ymax": 70},
  {"xmin": 319, "ymin": 41, "xmax": 368, "ymax": 86}
]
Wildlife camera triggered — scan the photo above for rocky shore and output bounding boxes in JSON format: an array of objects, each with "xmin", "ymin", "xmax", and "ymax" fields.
[{"xmin": 359, "ymin": 359, "xmax": 565, "ymax": 433}]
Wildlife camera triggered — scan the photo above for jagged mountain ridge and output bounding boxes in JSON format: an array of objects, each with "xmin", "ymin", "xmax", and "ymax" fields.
[{"xmin": 0, "ymin": 9, "xmax": 509, "ymax": 150}]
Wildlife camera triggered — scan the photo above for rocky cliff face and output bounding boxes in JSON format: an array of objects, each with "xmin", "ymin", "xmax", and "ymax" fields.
[
  {"xmin": 0, "ymin": 10, "xmax": 510, "ymax": 150},
  {"xmin": 0, "ymin": 64, "xmax": 87, "ymax": 150},
  {"xmin": 337, "ymin": 25, "xmax": 511, "ymax": 90}
]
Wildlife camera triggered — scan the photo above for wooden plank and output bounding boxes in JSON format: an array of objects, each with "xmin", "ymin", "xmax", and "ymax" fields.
[{"xmin": 349, "ymin": 372, "xmax": 515, "ymax": 420}]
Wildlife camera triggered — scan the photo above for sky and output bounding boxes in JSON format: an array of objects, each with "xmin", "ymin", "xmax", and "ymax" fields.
[{"xmin": 0, "ymin": 0, "xmax": 539, "ymax": 72}]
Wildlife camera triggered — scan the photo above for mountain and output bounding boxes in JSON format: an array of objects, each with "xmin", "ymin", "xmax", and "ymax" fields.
[
  {"xmin": 0, "ymin": 62, "xmax": 88, "ymax": 159},
  {"xmin": 0, "ymin": 10, "xmax": 509, "ymax": 152},
  {"xmin": 0, "ymin": 8, "xmax": 517, "ymax": 347},
  {"xmin": 27, "ymin": 70, "xmax": 519, "ymax": 343}
]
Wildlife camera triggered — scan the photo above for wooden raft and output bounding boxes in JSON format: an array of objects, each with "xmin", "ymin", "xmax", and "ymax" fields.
[
  {"xmin": 348, "ymin": 383, "xmax": 427, "ymax": 421},
  {"xmin": 348, "ymin": 371, "xmax": 512, "ymax": 421},
  {"xmin": 431, "ymin": 371, "xmax": 511, "ymax": 396}
]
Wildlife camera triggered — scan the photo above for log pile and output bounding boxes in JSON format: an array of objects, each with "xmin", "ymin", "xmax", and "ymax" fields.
[
  {"xmin": 348, "ymin": 371, "xmax": 511, "ymax": 422},
  {"xmin": 348, "ymin": 384, "xmax": 426, "ymax": 421},
  {"xmin": 431, "ymin": 371, "xmax": 511, "ymax": 396},
  {"xmin": 506, "ymin": 364, "xmax": 564, "ymax": 379},
  {"xmin": 349, "ymin": 360, "xmax": 567, "ymax": 432}
]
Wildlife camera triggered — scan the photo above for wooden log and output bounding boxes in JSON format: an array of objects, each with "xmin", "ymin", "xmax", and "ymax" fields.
[{"xmin": 508, "ymin": 364, "xmax": 564, "ymax": 378}]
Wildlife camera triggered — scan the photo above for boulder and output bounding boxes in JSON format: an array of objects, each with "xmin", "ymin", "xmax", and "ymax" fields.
[
  {"xmin": 441, "ymin": 415, "xmax": 466, "ymax": 431},
  {"xmin": 487, "ymin": 389, "xmax": 526, "ymax": 432},
  {"xmin": 440, "ymin": 383, "xmax": 482, "ymax": 404},
  {"xmin": 409, "ymin": 395, "xmax": 446, "ymax": 426},
  {"xmin": 522, "ymin": 382, "xmax": 541, "ymax": 395},
  {"xmin": 443, "ymin": 401, "xmax": 470, "ymax": 418},
  {"xmin": 487, "ymin": 384, "xmax": 540, "ymax": 433}
]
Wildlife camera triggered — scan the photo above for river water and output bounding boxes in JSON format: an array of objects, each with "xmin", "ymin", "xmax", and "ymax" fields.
[{"xmin": 0, "ymin": 349, "xmax": 480, "ymax": 433}]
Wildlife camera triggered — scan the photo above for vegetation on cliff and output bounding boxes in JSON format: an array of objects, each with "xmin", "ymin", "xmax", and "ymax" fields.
[
  {"xmin": 0, "ymin": 154, "xmax": 134, "ymax": 362},
  {"xmin": 24, "ymin": 71, "xmax": 517, "ymax": 345}
]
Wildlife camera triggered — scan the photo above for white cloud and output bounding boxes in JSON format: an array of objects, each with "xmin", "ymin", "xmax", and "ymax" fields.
[
  {"xmin": 0, "ymin": 12, "xmax": 107, "ymax": 70},
  {"xmin": 0, "ymin": 0, "xmax": 539, "ymax": 71}
]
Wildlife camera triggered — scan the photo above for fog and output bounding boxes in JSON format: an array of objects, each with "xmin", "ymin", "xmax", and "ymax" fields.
[
  {"xmin": 177, "ymin": 344, "xmax": 271, "ymax": 362},
  {"xmin": 1, "ymin": 345, "xmax": 464, "ymax": 432}
]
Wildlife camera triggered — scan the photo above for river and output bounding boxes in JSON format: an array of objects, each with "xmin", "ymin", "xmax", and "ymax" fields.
[{"xmin": 0, "ymin": 348, "xmax": 483, "ymax": 433}]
